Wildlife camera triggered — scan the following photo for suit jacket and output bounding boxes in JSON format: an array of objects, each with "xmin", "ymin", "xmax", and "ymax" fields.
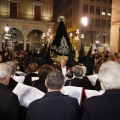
[
  {"xmin": 7, "ymin": 77, "xmax": 18, "ymax": 91},
  {"xmin": 26, "ymin": 91, "xmax": 81, "ymax": 120},
  {"xmin": 32, "ymin": 79, "xmax": 47, "ymax": 93},
  {"xmin": 23, "ymin": 72, "xmax": 39, "ymax": 86},
  {"xmin": 82, "ymin": 89, "xmax": 120, "ymax": 120},
  {"xmin": 65, "ymin": 77, "xmax": 92, "ymax": 89},
  {"xmin": 7, "ymin": 78, "xmax": 27, "ymax": 120},
  {"xmin": 58, "ymin": 66, "xmax": 69, "ymax": 76},
  {"xmin": 94, "ymin": 79, "xmax": 101, "ymax": 91},
  {"xmin": 0, "ymin": 83, "xmax": 20, "ymax": 120}
]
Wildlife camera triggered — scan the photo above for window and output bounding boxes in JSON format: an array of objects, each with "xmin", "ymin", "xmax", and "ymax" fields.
[
  {"xmin": 96, "ymin": 0, "xmax": 101, "ymax": 2},
  {"xmin": 83, "ymin": 4, "xmax": 88, "ymax": 13},
  {"xmin": 95, "ymin": 19, "xmax": 100, "ymax": 27},
  {"xmin": 66, "ymin": 12, "xmax": 67, "ymax": 19},
  {"xmin": 9, "ymin": 0, "xmax": 20, "ymax": 2},
  {"xmin": 89, "ymin": 18, "xmax": 94, "ymax": 26},
  {"xmin": 10, "ymin": 2, "xmax": 17, "ymax": 18},
  {"xmin": 68, "ymin": 0, "xmax": 70, "ymax": 6},
  {"xmin": 69, "ymin": 0, "xmax": 72, "ymax": 5},
  {"xmin": 108, "ymin": 0, "xmax": 112, "ymax": 3},
  {"xmin": 34, "ymin": 6, "xmax": 41, "ymax": 20},
  {"xmin": 63, "ymin": 4, "xmax": 65, "ymax": 10},
  {"xmin": 102, "ymin": 7, "xmax": 106, "ymax": 15},
  {"xmin": 101, "ymin": 20, "xmax": 106, "ymax": 27},
  {"xmin": 68, "ymin": 22, "xmax": 70, "ymax": 29},
  {"xmin": 90, "ymin": 5, "xmax": 94, "ymax": 14},
  {"xmin": 70, "ymin": 21, "xmax": 72, "ymax": 28},
  {"xmin": 96, "ymin": 6, "xmax": 100, "ymax": 14},
  {"xmin": 108, "ymin": 8, "xmax": 111, "ymax": 16},
  {"xmin": 66, "ymin": 23, "xmax": 67, "ymax": 28},
  {"xmin": 68, "ymin": 11, "xmax": 70, "ymax": 18},
  {"xmin": 107, "ymin": 20, "xmax": 111, "ymax": 28},
  {"xmin": 70, "ymin": 9, "xmax": 72, "ymax": 16},
  {"xmin": 102, "ymin": 0, "xmax": 106, "ymax": 2}
]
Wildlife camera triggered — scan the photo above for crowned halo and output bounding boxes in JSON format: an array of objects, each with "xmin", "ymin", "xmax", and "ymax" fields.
[{"xmin": 57, "ymin": 16, "xmax": 65, "ymax": 22}]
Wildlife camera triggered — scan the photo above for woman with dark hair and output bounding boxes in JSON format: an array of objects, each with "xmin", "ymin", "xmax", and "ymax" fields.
[
  {"xmin": 32, "ymin": 64, "xmax": 54, "ymax": 93},
  {"xmin": 23, "ymin": 62, "xmax": 39, "ymax": 86}
]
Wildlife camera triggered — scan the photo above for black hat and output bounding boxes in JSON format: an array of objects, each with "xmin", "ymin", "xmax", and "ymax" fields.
[
  {"xmin": 43, "ymin": 44, "xmax": 53, "ymax": 65},
  {"xmin": 67, "ymin": 43, "xmax": 78, "ymax": 67},
  {"xmin": 38, "ymin": 43, "xmax": 47, "ymax": 59},
  {"xmin": 51, "ymin": 20, "xmax": 70, "ymax": 56},
  {"xmin": 78, "ymin": 42, "xmax": 84, "ymax": 64}
]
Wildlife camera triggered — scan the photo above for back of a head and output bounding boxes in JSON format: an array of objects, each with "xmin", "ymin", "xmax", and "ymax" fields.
[
  {"xmin": 98, "ymin": 61, "xmax": 120, "ymax": 90},
  {"xmin": 73, "ymin": 65, "xmax": 83, "ymax": 77},
  {"xmin": 26, "ymin": 62, "xmax": 38, "ymax": 73},
  {"xmin": 6, "ymin": 61, "xmax": 16, "ymax": 75},
  {"xmin": 0, "ymin": 63, "xmax": 11, "ymax": 81},
  {"xmin": 46, "ymin": 70, "xmax": 64, "ymax": 90},
  {"xmin": 38, "ymin": 64, "xmax": 54, "ymax": 81}
]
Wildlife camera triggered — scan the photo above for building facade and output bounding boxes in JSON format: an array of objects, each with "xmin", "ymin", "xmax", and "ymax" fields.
[
  {"xmin": 110, "ymin": 0, "xmax": 120, "ymax": 52},
  {"xmin": 0, "ymin": 0, "xmax": 54, "ymax": 51},
  {"xmin": 53, "ymin": 0, "xmax": 112, "ymax": 52}
]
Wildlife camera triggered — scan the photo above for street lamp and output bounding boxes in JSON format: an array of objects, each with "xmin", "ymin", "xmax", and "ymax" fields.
[
  {"xmin": 81, "ymin": 16, "xmax": 88, "ymax": 27},
  {"xmin": 5, "ymin": 24, "xmax": 10, "ymax": 33},
  {"xmin": 5, "ymin": 25, "xmax": 17, "ymax": 60},
  {"xmin": 81, "ymin": 16, "xmax": 88, "ymax": 49}
]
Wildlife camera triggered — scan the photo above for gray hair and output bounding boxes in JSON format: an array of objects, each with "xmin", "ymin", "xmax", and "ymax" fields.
[
  {"xmin": 6, "ymin": 61, "xmax": 16, "ymax": 75},
  {"xmin": 80, "ymin": 66, "xmax": 87, "ymax": 76},
  {"xmin": 73, "ymin": 65, "xmax": 83, "ymax": 77},
  {"xmin": 46, "ymin": 70, "xmax": 64, "ymax": 90},
  {"xmin": 98, "ymin": 61, "xmax": 120, "ymax": 90},
  {"xmin": 0, "ymin": 63, "xmax": 11, "ymax": 81}
]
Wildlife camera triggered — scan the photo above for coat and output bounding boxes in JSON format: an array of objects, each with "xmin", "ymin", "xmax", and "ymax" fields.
[
  {"xmin": 65, "ymin": 77, "xmax": 92, "ymax": 89},
  {"xmin": 7, "ymin": 78, "xmax": 27, "ymax": 120},
  {"xmin": 23, "ymin": 72, "xmax": 39, "ymax": 86},
  {"xmin": 82, "ymin": 89, "xmax": 120, "ymax": 120},
  {"xmin": 32, "ymin": 79, "xmax": 47, "ymax": 93},
  {"xmin": 26, "ymin": 91, "xmax": 81, "ymax": 120},
  {"xmin": 0, "ymin": 83, "xmax": 20, "ymax": 120}
]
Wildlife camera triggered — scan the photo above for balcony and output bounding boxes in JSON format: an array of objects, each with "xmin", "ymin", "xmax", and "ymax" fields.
[{"xmin": 0, "ymin": 11, "xmax": 54, "ymax": 22}]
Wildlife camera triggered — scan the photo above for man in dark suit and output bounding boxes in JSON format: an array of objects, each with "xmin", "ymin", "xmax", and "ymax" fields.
[
  {"xmin": 26, "ymin": 70, "xmax": 81, "ymax": 120},
  {"xmin": 65, "ymin": 65, "xmax": 92, "ymax": 89},
  {"xmin": 6, "ymin": 61, "xmax": 27, "ymax": 120},
  {"xmin": 82, "ymin": 61, "xmax": 120, "ymax": 120},
  {"xmin": 0, "ymin": 63, "xmax": 20, "ymax": 120}
]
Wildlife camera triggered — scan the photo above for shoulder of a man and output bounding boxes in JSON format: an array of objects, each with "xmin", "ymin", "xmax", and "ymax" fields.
[
  {"xmin": 83, "ymin": 95, "xmax": 101, "ymax": 108},
  {"xmin": 29, "ymin": 93, "xmax": 79, "ymax": 106}
]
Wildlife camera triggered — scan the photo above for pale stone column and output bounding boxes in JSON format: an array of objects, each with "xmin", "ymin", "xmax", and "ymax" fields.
[
  {"xmin": 110, "ymin": 25, "xmax": 120, "ymax": 52},
  {"xmin": 110, "ymin": 0, "xmax": 120, "ymax": 53},
  {"xmin": 23, "ymin": 37, "xmax": 27, "ymax": 50}
]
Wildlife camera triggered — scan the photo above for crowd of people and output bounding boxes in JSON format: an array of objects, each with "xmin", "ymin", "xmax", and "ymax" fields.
[{"xmin": 0, "ymin": 48, "xmax": 120, "ymax": 120}]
